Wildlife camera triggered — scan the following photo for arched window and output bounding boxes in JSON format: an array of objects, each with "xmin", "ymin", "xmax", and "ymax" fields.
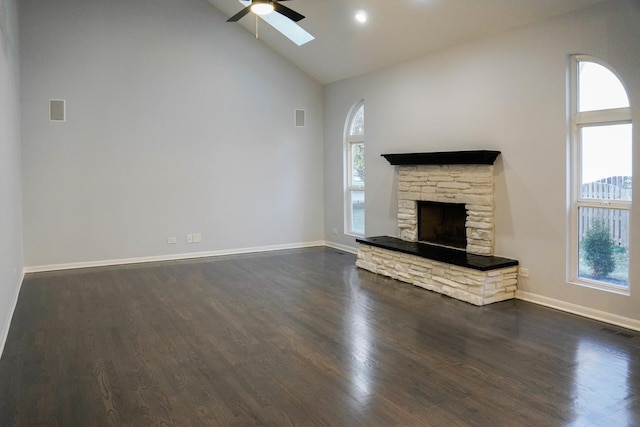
[
  {"xmin": 345, "ymin": 101, "xmax": 365, "ymax": 236},
  {"xmin": 569, "ymin": 56, "xmax": 632, "ymax": 292}
]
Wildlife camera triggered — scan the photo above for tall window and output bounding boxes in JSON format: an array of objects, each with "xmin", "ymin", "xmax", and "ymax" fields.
[
  {"xmin": 345, "ymin": 101, "xmax": 365, "ymax": 236},
  {"xmin": 569, "ymin": 56, "xmax": 632, "ymax": 292}
]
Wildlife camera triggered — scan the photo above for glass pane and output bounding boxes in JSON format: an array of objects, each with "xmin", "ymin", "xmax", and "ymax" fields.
[
  {"xmin": 351, "ymin": 142, "xmax": 365, "ymax": 186},
  {"xmin": 350, "ymin": 190, "xmax": 365, "ymax": 235},
  {"xmin": 579, "ymin": 61, "xmax": 630, "ymax": 112},
  {"xmin": 580, "ymin": 124, "xmax": 632, "ymax": 201},
  {"xmin": 350, "ymin": 105, "xmax": 364, "ymax": 136},
  {"xmin": 578, "ymin": 207, "xmax": 629, "ymax": 287}
]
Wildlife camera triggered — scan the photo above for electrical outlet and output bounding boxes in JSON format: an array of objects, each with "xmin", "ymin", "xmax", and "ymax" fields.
[
  {"xmin": 519, "ymin": 267, "xmax": 530, "ymax": 278},
  {"xmin": 193, "ymin": 233, "xmax": 202, "ymax": 243},
  {"xmin": 187, "ymin": 234, "xmax": 193, "ymax": 243},
  {"xmin": 167, "ymin": 237, "xmax": 177, "ymax": 244},
  {"xmin": 332, "ymin": 228, "xmax": 338, "ymax": 235}
]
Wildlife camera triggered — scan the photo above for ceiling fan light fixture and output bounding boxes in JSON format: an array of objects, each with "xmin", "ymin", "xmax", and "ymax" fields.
[
  {"xmin": 251, "ymin": 0, "xmax": 275, "ymax": 16},
  {"xmin": 355, "ymin": 10, "xmax": 368, "ymax": 24}
]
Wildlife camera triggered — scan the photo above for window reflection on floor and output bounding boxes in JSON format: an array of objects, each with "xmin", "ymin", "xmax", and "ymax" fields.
[
  {"xmin": 346, "ymin": 268, "xmax": 373, "ymax": 406},
  {"xmin": 573, "ymin": 337, "xmax": 637, "ymax": 425}
]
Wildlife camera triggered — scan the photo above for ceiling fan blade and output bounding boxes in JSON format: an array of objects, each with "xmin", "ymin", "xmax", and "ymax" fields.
[
  {"xmin": 261, "ymin": 12, "xmax": 314, "ymax": 46},
  {"xmin": 273, "ymin": 2, "xmax": 305, "ymax": 22},
  {"xmin": 227, "ymin": 6, "xmax": 251, "ymax": 22}
]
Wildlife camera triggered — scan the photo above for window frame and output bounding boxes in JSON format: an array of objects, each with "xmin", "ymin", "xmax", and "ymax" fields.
[
  {"xmin": 568, "ymin": 55, "xmax": 632, "ymax": 294},
  {"xmin": 345, "ymin": 100, "xmax": 365, "ymax": 237}
]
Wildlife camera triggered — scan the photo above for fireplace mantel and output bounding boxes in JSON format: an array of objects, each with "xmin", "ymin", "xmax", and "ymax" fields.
[{"xmin": 382, "ymin": 150, "xmax": 501, "ymax": 166}]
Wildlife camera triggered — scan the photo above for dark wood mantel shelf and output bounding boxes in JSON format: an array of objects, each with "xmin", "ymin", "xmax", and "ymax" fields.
[{"xmin": 382, "ymin": 150, "xmax": 501, "ymax": 166}]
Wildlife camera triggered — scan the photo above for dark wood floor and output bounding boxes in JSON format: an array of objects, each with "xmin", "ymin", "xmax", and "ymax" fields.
[{"xmin": 1, "ymin": 248, "xmax": 638, "ymax": 426}]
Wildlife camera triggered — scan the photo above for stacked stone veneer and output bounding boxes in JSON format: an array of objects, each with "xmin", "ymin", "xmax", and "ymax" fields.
[
  {"xmin": 356, "ymin": 160, "xmax": 518, "ymax": 306},
  {"xmin": 356, "ymin": 245, "xmax": 518, "ymax": 306},
  {"xmin": 398, "ymin": 164, "xmax": 495, "ymax": 255}
]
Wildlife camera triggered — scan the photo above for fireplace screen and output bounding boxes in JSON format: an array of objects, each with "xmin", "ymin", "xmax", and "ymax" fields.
[{"xmin": 418, "ymin": 201, "xmax": 467, "ymax": 249}]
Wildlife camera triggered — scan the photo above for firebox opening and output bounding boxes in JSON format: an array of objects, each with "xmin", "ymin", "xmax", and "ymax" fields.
[{"xmin": 418, "ymin": 201, "xmax": 467, "ymax": 249}]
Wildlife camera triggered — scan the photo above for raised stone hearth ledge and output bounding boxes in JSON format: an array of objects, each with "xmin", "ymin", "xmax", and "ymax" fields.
[
  {"xmin": 356, "ymin": 237, "xmax": 519, "ymax": 306},
  {"xmin": 357, "ymin": 236, "xmax": 518, "ymax": 270}
]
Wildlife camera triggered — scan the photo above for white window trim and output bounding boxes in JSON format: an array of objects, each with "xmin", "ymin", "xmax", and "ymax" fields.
[
  {"xmin": 568, "ymin": 55, "xmax": 632, "ymax": 295},
  {"xmin": 344, "ymin": 100, "xmax": 365, "ymax": 237}
]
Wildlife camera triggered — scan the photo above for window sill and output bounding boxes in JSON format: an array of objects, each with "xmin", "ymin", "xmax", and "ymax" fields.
[
  {"xmin": 345, "ymin": 232, "xmax": 364, "ymax": 238},
  {"xmin": 568, "ymin": 279, "xmax": 630, "ymax": 296}
]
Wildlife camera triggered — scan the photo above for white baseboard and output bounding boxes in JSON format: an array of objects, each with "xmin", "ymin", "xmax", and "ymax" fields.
[
  {"xmin": 24, "ymin": 241, "xmax": 327, "ymax": 273},
  {"xmin": 0, "ymin": 269, "xmax": 24, "ymax": 359},
  {"xmin": 323, "ymin": 241, "xmax": 358, "ymax": 255},
  {"xmin": 516, "ymin": 290, "xmax": 640, "ymax": 332}
]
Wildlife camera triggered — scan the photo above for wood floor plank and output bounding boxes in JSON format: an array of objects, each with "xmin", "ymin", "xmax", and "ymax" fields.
[{"xmin": 1, "ymin": 247, "xmax": 639, "ymax": 426}]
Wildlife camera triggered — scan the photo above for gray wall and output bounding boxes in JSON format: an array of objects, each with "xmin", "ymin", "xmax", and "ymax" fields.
[
  {"xmin": 20, "ymin": 0, "xmax": 324, "ymax": 267},
  {"xmin": 324, "ymin": 1, "xmax": 640, "ymax": 323},
  {"xmin": 0, "ymin": 0, "xmax": 23, "ymax": 352}
]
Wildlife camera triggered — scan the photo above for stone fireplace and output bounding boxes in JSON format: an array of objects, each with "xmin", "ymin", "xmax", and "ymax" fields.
[
  {"xmin": 356, "ymin": 150, "xmax": 518, "ymax": 306},
  {"xmin": 396, "ymin": 161, "xmax": 496, "ymax": 255}
]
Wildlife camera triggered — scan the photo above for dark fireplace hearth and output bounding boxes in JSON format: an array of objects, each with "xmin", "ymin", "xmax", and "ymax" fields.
[{"xmin": 418, "ymin": 201, "xmax": 467, "ymax": 249}]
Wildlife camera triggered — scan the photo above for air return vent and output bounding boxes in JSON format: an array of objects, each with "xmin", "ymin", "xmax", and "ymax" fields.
[
  {"xmin": 294, "ymin": 109, "xmax": 305, "ymax": 127},
  {"xmin": 49, "ymin": 99, "xmax": 66, "ymax": 122},
  {"xmin": 601, "ymin": 327, "xmax": 635, "ymax": 339}
]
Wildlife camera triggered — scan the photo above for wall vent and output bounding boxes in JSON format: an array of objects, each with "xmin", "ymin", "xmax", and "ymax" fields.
[
  {"xmin": 294, "ymin": 109, "xmax": 305, "ymax": 127},
  {"xmin": 601, "ymin": 327, "xmax": 635, "ymax": 339},
  {"xmin": 49, "ymin": 99, "xmax": 66, "ymax": 122}
]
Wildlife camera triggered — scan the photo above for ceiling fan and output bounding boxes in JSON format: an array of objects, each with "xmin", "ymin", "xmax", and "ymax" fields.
[{"xmin": 227, "ymin": 0, "xmax": 314, "ymax": 46}]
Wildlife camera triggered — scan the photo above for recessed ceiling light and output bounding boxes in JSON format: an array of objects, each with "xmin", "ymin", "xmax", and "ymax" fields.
[{"xmin": 355, "ymin": 10, "xmax": 368, "ymax": 23}]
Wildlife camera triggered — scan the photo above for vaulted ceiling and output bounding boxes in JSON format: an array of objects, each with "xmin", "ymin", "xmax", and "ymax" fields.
[{"xmin": 207, "ymin": 0, "xmax": 606, "ymax": 84}]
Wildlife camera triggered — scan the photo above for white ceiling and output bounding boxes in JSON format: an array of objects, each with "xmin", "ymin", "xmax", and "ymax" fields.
[{"xmin": 207, "ymin": 0, "xmax": 606, "ymax": 84}]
